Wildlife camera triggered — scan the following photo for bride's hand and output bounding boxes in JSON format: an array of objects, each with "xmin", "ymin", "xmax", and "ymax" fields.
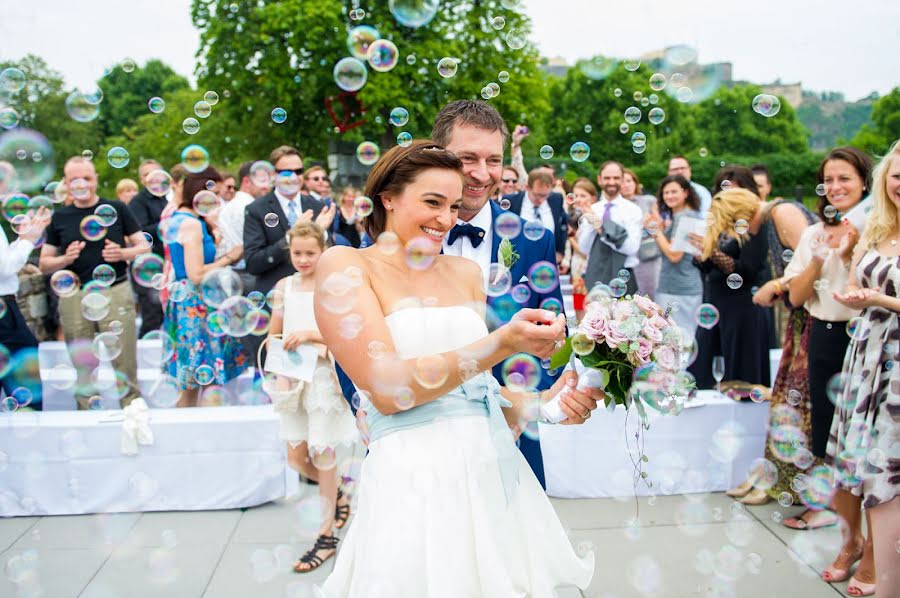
[
  {"xmin": 503, "ymin": 309, "xmax": 567, "ymax": 359},
  {"xmin": 545, "ymin": 370, "xmax": 603, "ymax": 424}
]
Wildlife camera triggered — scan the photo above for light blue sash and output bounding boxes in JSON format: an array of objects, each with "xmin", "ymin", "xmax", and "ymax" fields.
[{"xmin": 364, "ymin": 372, "xmax": 520, "ymax": 504}]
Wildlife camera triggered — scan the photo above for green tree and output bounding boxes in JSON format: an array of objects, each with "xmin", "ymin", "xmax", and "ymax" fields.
[
  {"xmin": 691, "ymin": 84, "xmax": 809, "ymax": 156},
  {"xmin": 0, "ymin": 54, "xmax": 104, "ymax": 190},
  {"xmin": 850, "ymin": 87, "xmax": 900, "ymax": 154},
  {"xmin": 536, "ymin": 57, "xmax": 699, "ymax": 180},
  {"xmin": 96, "ymin": 59, "xmax": 190, "ymax": 139},
  {"xmin": 190, "ymin": 0, "xmax": 550, "ymax": 162}
]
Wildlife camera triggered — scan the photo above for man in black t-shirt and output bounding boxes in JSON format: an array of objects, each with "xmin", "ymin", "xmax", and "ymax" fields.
[
  {"xmin": 39, "ymin": 156, "xmax": 150, "ymax": 409},
  {"xmin": 126, "ymin": 159, "xmax": 167, "ymax": 336}
]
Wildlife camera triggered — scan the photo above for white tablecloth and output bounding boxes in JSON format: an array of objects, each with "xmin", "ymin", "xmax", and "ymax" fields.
[
  {"xmin": 540, "ymin": 391, "xmax": 770, "ymax": 498},
  {"xmin": 0, "ymin": 406, "xmax": 294, "ymax": 516}
]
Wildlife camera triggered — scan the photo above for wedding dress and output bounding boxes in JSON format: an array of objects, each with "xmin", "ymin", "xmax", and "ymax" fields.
[{"xmin": 318, "ymin": 305, "xmax": 594, "ymax": 598}]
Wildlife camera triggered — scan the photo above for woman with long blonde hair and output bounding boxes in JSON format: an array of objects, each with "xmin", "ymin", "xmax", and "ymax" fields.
[
  {"xmin": 824, "ymin": 140, "xmax": 900, "ymax": 598},
  {"xmin": 688, "ymin": 187, "xmax": 775, "ymax": 389}
]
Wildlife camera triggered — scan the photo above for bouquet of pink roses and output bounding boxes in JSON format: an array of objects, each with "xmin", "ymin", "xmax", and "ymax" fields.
[{"xmin": 541, "ymin": 291, "xmax": 693, "ymax": 423}]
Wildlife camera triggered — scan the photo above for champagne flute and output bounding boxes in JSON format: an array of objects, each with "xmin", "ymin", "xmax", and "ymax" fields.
[{"xmin": 712, "ymin": 356, "xmax": 725, "ymax": 395}]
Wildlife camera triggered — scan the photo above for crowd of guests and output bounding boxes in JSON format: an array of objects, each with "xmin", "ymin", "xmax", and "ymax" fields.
[{"xmin": 0, "ymin": 99, "xmax": 897, "ymax": 593}]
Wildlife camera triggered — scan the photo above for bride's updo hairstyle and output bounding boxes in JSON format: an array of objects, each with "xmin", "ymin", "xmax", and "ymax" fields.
[{"xmin": 364, "ymin": 139, "xmax": 463, "ymax": 239}]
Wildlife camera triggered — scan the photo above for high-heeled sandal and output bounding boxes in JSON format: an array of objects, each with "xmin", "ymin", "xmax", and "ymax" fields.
[
  {"xmin": 334, "ymin": 489, "xmax": 351, "ymax": 529},
  {"xmin": 822, "ymin": 546, "xmax": 863, "ymax": 583},
  {"xmin": 726, "ymin": 469, "xmax": 760, "ymax": 498},
  {"xmin": 847, "ymin": 575, "xmax": 876, "ymax": 597},
  {"xmin": 293, "ymin": 534, "xmax": 339, "ymax": 573},
  {"xmin": 782, "ymin": 509, "xmax": 838, "ymax": 530},
  {"xmin": 739, "ymin": 488, "xmax": 772, "ymax": 505}
]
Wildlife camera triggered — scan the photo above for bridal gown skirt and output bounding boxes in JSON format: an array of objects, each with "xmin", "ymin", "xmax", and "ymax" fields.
[{"xmin": 318, "ymin": 415, "xmax": 594, "ymax": 598}]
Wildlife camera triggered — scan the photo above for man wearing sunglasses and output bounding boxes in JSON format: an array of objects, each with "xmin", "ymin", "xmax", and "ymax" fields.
[
  {"xmin": 499, "ymin": 166, "xmax": 520, "ymax": 197},
  {"xmin": 243, "ymin": 145, "xmax": 336, "ymax": 296},
  {"xmin": 303, "ymin": 165, "xmax": 332, "ymax": 203}
]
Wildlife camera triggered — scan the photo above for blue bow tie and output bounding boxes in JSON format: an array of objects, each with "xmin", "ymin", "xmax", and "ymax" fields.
[{"xmin": 447, "ymin": 222, "xmax": 485, "ymax": 248}]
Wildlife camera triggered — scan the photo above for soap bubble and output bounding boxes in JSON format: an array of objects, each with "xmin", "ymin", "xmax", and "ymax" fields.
[
  {"xmin": 266, "ymin": 107, "xmax": 286, "ymax": 123},
  {"xmin": 0, "ymin": 107, "xmax": 19, "ymax": 130},
  {"xmin": 333, "ymin": 57, "xmax": 368, "ymax": 92},
  {"xmin": 148, "ymin": 97, "xmax": 165, "ymax": 113},
  {"xmin": 146, "ymin": 169, "xmax": 173, "ymax": 196},
  {"xmin": 539, "ymin": 145, "xmax": 554, "ymax": 159},
  {"xmin": 65, "ymin": 90, "xmax": 101, "ymax": 122},
  {"xmin": 501, "ymin": 353, "xmax": 542, "ymax": 391},
  {"xmin": 106, "ymin": 146, "xmax": 130, "ymax": 169},
  {"xmin": 396, "ymin": 132, "xmax": 413, "ymax": 147},
  {"xmin": 347, "ymin": 25, "xmax": 380, "ymax": 60},
  {"xmin": 180, "ymin": 144, "xmax": 209, "ymax": 173},
  {"xmin": 498, "ymin": 71, "xmax": 510, "ymax": 83},
  {"xmin": 192, "ymin": 190, "xmax": 221, "ymax": 217},
  {"xmin": 182, "ymin": 118, "xmax": 200, "ymax": 135},
  {"xmin": 527, "ymin": 261, "xmax": 559, "ymax": 293},
  {"xmin": 203, "ymin": 90, "xmax": 219, "ymax": 105},
  {"xmin": 389, "ymin": 107, "xmax": 409, "ymax": 127},
  {"xmin": 491, "ymin": 16, "xmax": 506, "ymax": 29},
  {"xmin": 624, "ymin": 107, "xmax": 642, "ymax": 124},
  {"xmin": 437, "ymin": 57, "xmax": 458, "ymax": 78},
  {"xmin": 389, "ymin": 0, "xmax": 439, "ymax": 28},
  {"xmin": 92, "ymin": 264, "xmax": 116, "ymax": 287},
  {"xmin": 194, "ymin": 101, "xmax": 212, "ymax": 118},
  {"xmin": 752, "ymin": 94, "xmax": 781, "ymax": 117},
  {"xmin": 695, "ymin": 303, "xmax": 720, "ymax": 329},
  {"xmin": 648, "ymin": 107, "xmax": 665, "ymax": 125},
  {"xmin": 506, "ymin": 28, "xmax": 527, "ymax": 50},
  {"xmin": 815, "ymin": 183, "xmax": 827, "ymax": 197},
  {"xmin": 132, "ymin": 254, "xmax": 165, "ymax": 288},
  {"xmin": 726, "ymin": 273, "xmax": 743, "ymax": 289},
  {"xmin": 569, "ymin": 142, "xmax": 590, "ymax": 163},
  {"xmin": 0, "ymin": 68, "xmax": 27, "ymax": 93},
  {"xmin": 50, "ymin": 270, "xmax": 80, "ymax": 297},
  {"xmin": 495, "ymin": 211, "xmax": 521, "ymax": 239},
  {"xmin": 354, "ymin": 196, "xmax": 374, "ymax": 217},
  {"xmin": 80, "ymin": 215, "xmax": 107, "ymax": 241},
  {"xmin": 367, "ymin": 39, "xmax": 399, "ymax": 72},
  {"xmin": 356, "ymin": 141, "xmax": 380, "ymax": 166},
  {"xmin": 649, "ymin": 73, "xmax": 667, "ymax": 91},
  {"xmin": 623, "ymin": 58, "xmax": 641, "ymax": 71},
  {"xmin": 823, "ymin": 205, "xmax": 837, "ymax": 219},
  {"xmin": 523, "ymin": 219, "xmax": 545, "ymax": 241}
]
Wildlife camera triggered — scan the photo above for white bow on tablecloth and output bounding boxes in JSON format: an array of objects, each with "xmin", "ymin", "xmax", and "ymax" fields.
[{"xmin": 120, "ymin": 398, "xmax": 154, "ymax": 455}]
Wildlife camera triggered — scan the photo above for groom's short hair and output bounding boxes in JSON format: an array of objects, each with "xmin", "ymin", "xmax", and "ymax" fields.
[{"xmin": 432, "ymin": 100, "xmax": 509, "ymax": 147}]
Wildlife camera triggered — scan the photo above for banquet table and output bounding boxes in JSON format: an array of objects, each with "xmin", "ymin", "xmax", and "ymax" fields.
[
  {"xmin": 539, "ymin": 390, "xmax": 770, "ymax": 498},
  {"xmin": 0, "ymin": 406, "xmax": 295, "ymax": 517}
]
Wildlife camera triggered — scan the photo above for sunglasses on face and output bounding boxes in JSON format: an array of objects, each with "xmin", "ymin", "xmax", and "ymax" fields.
[
  {"xmin": 280, "ymin": 168, "xmax": 304, "ymax": 176},
  {"xmin": 308, "ymin": 176, "xmax": 326, "ymax": 182},
  {"xmin": 502, "ymin": 178, "xmax": 518, "ymax": 183},
  {"xmin": 225, "ymin": 185, "xmax": 235, "ymax": 190}
]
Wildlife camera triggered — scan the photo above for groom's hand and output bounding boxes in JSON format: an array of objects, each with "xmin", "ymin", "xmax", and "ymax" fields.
[{"xmin": 545, "ymin": 370, "xmax": 602, "ymax": 425}]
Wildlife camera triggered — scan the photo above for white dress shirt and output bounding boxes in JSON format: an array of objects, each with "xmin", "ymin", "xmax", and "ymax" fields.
[
  {"xmin": 217, "ymin": 190, "xmax": 255, "ymax": 269},
  {"xmin": 0, "ymin": 227, "xmax": 34, "ymax": 296},
  {"xmin": 691, "ymin": 181, "xmax": 712, "ymax": 214},
  {"xmin": 443, "ymin": 201, "xmax": 494, "ymax": 288},
  {"xmin": 275, "ymin": 189, "xmax": 301, "ymax": 222},
  {"xmin": 518, "ymin": 192, "xmax": 555, "ymax": 232},
  {"xmin": 577, "ymin": 194, "xmax": 643, "ymax": 268}
]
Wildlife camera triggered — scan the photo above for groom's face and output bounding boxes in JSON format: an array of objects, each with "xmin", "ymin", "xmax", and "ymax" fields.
[{"xmin": 443, "ymin": 124, "xmax": 504, "ymax": 221}]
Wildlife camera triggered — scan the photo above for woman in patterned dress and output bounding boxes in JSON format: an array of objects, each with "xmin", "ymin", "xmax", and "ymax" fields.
[{"xmin": 825, "ymin": 141, "xmax": 900, "ymax": 597}]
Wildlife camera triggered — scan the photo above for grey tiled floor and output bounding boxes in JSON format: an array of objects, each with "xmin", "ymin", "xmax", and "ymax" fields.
[{"xmin": 0, "ymin": 489, "xmax": 855, "ymax": 598}]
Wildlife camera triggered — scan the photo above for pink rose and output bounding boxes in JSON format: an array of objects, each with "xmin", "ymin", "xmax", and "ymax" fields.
[
  {"xmin": 648, "ymin": 314, "xmax": 668, "ymax": 330},
  {"xmin": 642, "ymin": 321, "xmax": 663, "ymax": 343},
  {"xmin": 627, "ymin": 339, "xmax": 652, "ymax": 366},
  {"xmin": 580, "ymin": 309, "xmax": 608, "ymax": 342},
  {"xmin": 604, "ymin": 321, "xmax": 628, "ymax": 349},
  {"xmin": 653, "ymin": 345, "xmax": 677, "ymax": 370},
  {"xmin": 633, "ymin": 294, "xmax": 658, "ymax": 316}
]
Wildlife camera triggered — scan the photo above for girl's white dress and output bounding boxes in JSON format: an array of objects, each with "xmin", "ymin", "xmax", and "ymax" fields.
[
  {"xmin": 318, "ymin": 306, "xmax": 594, "ymax": 598},
  {"xmin": 274, "ymin": 275, "xmax": 357, "ymax": 452}
]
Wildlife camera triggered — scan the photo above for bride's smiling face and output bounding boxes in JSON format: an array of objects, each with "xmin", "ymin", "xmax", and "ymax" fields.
[{"xmin": 384, "ymin": 167, "xmax": 464, "ymax": 253}]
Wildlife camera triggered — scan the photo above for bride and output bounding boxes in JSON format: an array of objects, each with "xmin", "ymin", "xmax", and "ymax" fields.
[{"xmin": 313, "ymin": 140, "xmax": 596, "ymax": 597}]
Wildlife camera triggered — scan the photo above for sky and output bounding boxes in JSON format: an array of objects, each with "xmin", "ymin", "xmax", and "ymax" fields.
[{"xmin": 1, "ymin": 0, "xmax": 897, "ymax": 102}]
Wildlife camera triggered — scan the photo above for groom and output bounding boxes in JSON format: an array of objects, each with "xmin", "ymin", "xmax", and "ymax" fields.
[{"xmin": 432, "ymin": 100, "xmax": 566, "ymax": 489}]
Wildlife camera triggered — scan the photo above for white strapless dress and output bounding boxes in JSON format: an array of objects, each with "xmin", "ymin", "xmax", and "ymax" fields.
[{"xmin": 318, "ymin": 306, "xmax": 594, "ymax": 598}]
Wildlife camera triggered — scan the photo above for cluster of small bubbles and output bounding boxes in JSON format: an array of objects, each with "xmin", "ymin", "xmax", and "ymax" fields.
[
  {"xmin": 194, "ymin": 100, "xmax": 212, "ymax": 119},
  {"xmin": 648, "ymin": 107, "xmax": 665, "ymax": 125},
  {"xmin": 349, "ymin": 7, "xmax": 365, "ymax": 20},
  {"xmin": 389, "ymin": 106, "xmax": 409, "ymax": 127},
  {"xmin": 270, "ymin": 107, "xmax": 287, "ymax": 123},
  {"xmin": 182, "ymin": 118, "xmax": 200, "ymax": 135},
  {"xmin": 815, "ymin": 183, "xmax": 828, "ymax": 196},
  {"xmin": 389, "ymin": 0, "xmax": 439, "ymax": 28},
  {"xmin": 569, "ymin": 141, "xmax": 590, "ymax": 163},
  {"xmin": 498, "ymin": 71, "xmax": 510, "ymax": 83},
  {"xmin": 334, "ymin": 57, "xmax": 368, "ymax": 92},
  {"xmin": 624, "ymin": 107, "xmax": 641, "ymax": 124},
  {"xmin": 367, "ymin": 39, "xmax": 399, "ymax": 72},
  {"xmin": 823, "ymin": 204, "xmax": 838, "ymax": 219},
  {"xmin": 695, "ymin": 303, "xmax": 720, "ymax": 329},
  {"xmin": 733, "ymin": 218, "xmax": 748, "ymax": 234},
  {"xmin": 726, "ymin": 273, "xmax": 743, "ymax": 289},
  {"xmin": 437, "ymin": 57, "xmax": 458, "ymax": 78},
  {"xmin": 396, "ymin": 131, "xmax": 413, "ymax": 147},
  {"xmin": 752, "ymin": 94, "xmax": 782, "ymax": 117},
  {"xmin": 505, "ymin": 28, "xmax": 527, "ymax": 50},
  {"xmin": 356, "ymin": 141, "xmax": 380, "ymax": 165},
  {"xmin": 148, "ymin": 96, "xmax": 165, "ymax": 113}
]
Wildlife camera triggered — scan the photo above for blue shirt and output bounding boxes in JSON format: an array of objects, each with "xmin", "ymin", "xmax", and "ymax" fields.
[{"xmin": 166, "ymin": 211, "xmax": 216, "ymax": 280}]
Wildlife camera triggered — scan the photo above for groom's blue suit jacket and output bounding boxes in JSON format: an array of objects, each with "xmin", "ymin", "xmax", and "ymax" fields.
[{"xmin": 335, "ymin": 200, "xmax": 564, "ymax": 488}]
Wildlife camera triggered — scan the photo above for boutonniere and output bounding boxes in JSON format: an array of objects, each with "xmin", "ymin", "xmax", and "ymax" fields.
[{"xmin": 494, "ymin": 238, "xmax": 520, "ymax": 284}]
